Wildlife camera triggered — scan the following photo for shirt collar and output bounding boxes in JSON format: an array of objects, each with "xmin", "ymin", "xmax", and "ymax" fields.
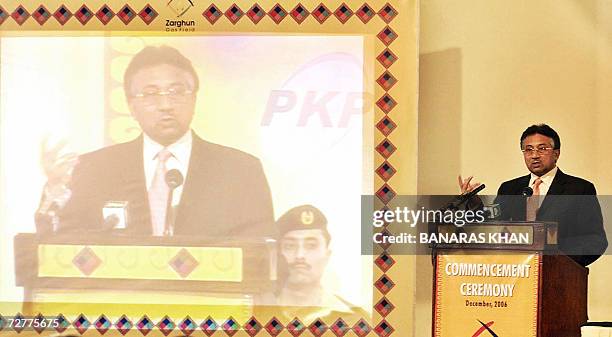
[
  {"xmin": 530, "ymin": 166, "xmax": 558, "ymax": 186},
  {"xmin": 143, "ymin": 131, "xmax": 193, "ymax": 163}
]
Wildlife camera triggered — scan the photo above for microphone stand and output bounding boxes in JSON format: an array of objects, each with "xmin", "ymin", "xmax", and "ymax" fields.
[
  {"xmin": 163, "ymin": 169, "xmax": 184, "ymax": 236},
  {"xmin": 164, "ymin": 190, "xmax": 177, "ymax": 236}
]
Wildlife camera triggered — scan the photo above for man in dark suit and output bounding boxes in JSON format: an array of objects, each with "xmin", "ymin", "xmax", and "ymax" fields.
[
  {"xmin": 461, "ymin": 124, "xmax": 607, "ymax": 266},
  {"xmin": 37, "ymin": 45, "xmax": 274, "ymax": 238}
]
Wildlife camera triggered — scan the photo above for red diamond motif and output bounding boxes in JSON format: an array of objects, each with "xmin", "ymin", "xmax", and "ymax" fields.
[
  {"xmin": 377, "ymin": 48, "xmax": 398, "ymax": 68},
  {"xmin": 377, "ymin": 26, "xmax": 398, "ymax": 46},
  {"xmin": 378, "ymin": 3, "xmax": 398, "ymax": 23},
  {"xmin": 0, "ymin": 6, "xmax": 8, "ymax": 25},
  {"xmin": 11, "ymin": 5, "xmax": 30, "ymax": 25},
  {"xmin": 244, "ymin": 317, "xmax": 262, "ymax": 337},
  {"xmin": 31, "ymin": 313, "xmax": 47, "ymax": 334},
  {"xmin": 375, "ymin": 184, "xmax": 396, "ymax": 204},
  {"xmin": 200, "ymin": 316, "xmax": 218, "ymax": 336},
  {"xmin": 352, "ymin": 319, "xmax": 371, "ymax": 337},
  {"xmin": 376, "ymin": 139, "xmax": 396, "ymax": 159},
  {"xmin": 115, "ymin": 315, "xmax": 133, "ymax": 336},
  {"xmin": 157, "ymin": 315, "xmax": 175, "ymax": 336},
  {"xmin": 376, "ymin": 94, "xmax": 397, "ymax": 113},
  {"xmin": 376, "ymin": 71, "xmax": 398, "ymax": 90},
  {"xmin": 268, "ymin": 4, "xmax": 287, "ymax": 24},
  {"xmin": 355, "ymin": 3, "xmax": 375, "ymax": 23},
  {"xmin": 96, "ymin": 5, "xmax": 115, "ymax": 25},
  {"xmin": 264, "ymin": 318, "xmax": 283, "ymax": 337},
  {"xmin": 32, "ymin": 5, "xmax": 51, "ymax": 25},
  {"xmin": 376, "ymin": 162, "xmax": 396, "ymax": 181},
  {"xmin": 309, "ymin": 319, "xmax": 327, "ymax": 337},
  {"xmin": 334, "ymin": 3, "xmax": 353, "ymax": 24},
  {"xmin": 94, "ymin": 314, "xmax": 112, "ymax": 334},
  {"xmin": 117, "ymin": 4, "xmax": 136, "ymax": 24},
  {"xmin": 376, "ymin": 116, "xmax": 397, "ymax": 136},
  {"xmin": 136, "ymin": 316, "xmax": 154, "ymax": 336},
  {"xmin": 53, "ymin": 5, "xmax": 72, "ymax": 25},
  {"xmin": 72, "ymin": 246, "xmax": 102, "ymax": 276},
  {"xmin": 139, "ymin": 4, "xmax": 158, "ymax": 25},
  {"xmin": 225, "ymin": 4, "xmax": 244, "ymax": 25},
  {"xmin": 287, "ymin": 318, "xmax": 305, "ymax": 337},
  {"xmin": 178, "ymin": 316, "xmax": 196, "ymax": 336},
  {"xmin": 374, "ymin": 253, "xmax": 395, "ymax": 271},
  {"xmin": 377, "ymin": 229, "xmax": 393, "ymax": 250},
  {"xmin": 73, "ymin": 314, "xmax": 91, "ymax": 335},
  {"xmin": 169, "ymin": 248, "xmax": 199, "ymax": 278},
  {"xmin": 54, "ymin": 314, "xmax": 70, "ymax": 333},
  {"xmin": 374, "ymin": 320, "xmax": 394, "ymax": 337},
  {"xmin": 246, "ymin": 4, "xmax": 265, "ymax": 24},
  {"xmin": 330, "ymin": 318, "xmax": 349, "ymax": 337},
  {"xmin": 203, "ymin": 4, "xmax": 222, "ymax": 24},
  {"xmin": 12, "ymin": 313, "xmax": 26, "ymax": 333},
  {"xmin": 311, "ymin": 3, "xmax": 332, "ymax": 23},
  {"xmin": 290, "ymin": 3, "xmax": 309, "ymax": 24},
  {"xmin": 222, "ymin": 317, "xmax": 239, "ymax": 336},
  {"xmin": 374, "ymin": 275, "xmax": 395, "ymax": 294},
  {"xmin": 74, "ymin": 5, "xmax": 93, "ymax": 25},
  {"xmin": 374, "ymin": 297, "xmax": 395, "ymax": 316}
]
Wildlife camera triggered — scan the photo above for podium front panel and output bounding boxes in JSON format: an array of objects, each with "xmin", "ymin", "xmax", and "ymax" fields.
[{"xmin": 433, "ymin": 250, "xmax": 540, "ymax": 337}]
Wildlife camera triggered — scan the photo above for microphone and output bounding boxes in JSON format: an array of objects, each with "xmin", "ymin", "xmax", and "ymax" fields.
[
  {"xmin": 165, "ymin": 169, "xmax": 184, "ymax": 189},
  {"xmin": 164, "ymin": 169, "xmax": 184, "ymax": 236},
  {"xmin": 441, "ymin": 184, "xmax": 486, "ymax": 211},
  {"xmin": 522, "ymin": 186, "xmax": 534, "ymax": 197},
  {"xmin": 458, "ymin": 183, "xmax": 486, "ymax": 202}
]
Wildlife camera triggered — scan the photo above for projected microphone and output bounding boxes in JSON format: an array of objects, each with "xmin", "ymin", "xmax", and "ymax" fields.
[
  {"xmin": 522, "ymin": 186, "xmax": 534, "ymax": 197},
  {"xmin": 164, "ymin": 169, "xmax": 184, "ymax": 236},
  {"xmin": 165, "ymin": 169, "xmax": 184, "ymax": 189}
]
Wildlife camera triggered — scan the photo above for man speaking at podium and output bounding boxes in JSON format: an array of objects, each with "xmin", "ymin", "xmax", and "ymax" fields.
[
  {"xmin": 460, "ymin": 124, "xmax": 607, "ymax": 266},
  {"xmin": 36, "ymin": 45, "xmax": 274, "ymax": 238}
]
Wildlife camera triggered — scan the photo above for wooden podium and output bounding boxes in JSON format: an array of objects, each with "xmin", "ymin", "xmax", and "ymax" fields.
[
  {"xmin": 14, "ymin": 233, "xmax": 276, "ymax": 323},
  {"xmin": 430, "ymin": 222, "xmax": 588, "ymax": 337}
]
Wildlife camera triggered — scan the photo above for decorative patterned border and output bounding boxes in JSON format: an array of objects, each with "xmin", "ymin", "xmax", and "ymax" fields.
[
  {"xmin": 0, "ymin": 3, "xmax": 399, "ymax": 26},
  {"xmin": 0, "ymin": 2, "xmax": 404, "ymax": 336}
]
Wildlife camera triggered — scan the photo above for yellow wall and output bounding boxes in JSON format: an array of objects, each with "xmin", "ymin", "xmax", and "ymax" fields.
[{"xmin": 418, "ymin": 0, "xmax": 612, "ymax": 334}]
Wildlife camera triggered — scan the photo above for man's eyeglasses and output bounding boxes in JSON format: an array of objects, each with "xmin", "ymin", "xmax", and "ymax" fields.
[
  {"xmin": 521, "ymin": 146, "xmax": 554, "ymax": 155},
  {"xmin": 131, "ymin": 84, "xmax": 194, "ymax": 105}
]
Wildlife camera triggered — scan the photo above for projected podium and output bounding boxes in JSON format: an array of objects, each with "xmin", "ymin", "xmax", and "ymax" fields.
[
  {"xmin": 430, "ymin": 222, "xmax": 587, "ymax": 337},
  {"xmin": 14, "ymin": 233, "xmax": 276, "ymax": 322}
]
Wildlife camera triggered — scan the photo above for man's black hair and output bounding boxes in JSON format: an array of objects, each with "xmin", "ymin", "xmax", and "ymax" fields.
[
  {"xmin": 123, "ymin": 45, "xmax": 199, "ymax": 98},
  {"xmin": 520, "ymin": 124, "xmax": 561, "ymax": 150}
]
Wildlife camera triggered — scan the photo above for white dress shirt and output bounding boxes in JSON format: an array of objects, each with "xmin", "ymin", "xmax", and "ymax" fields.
[
  {"xmin": 143, "ymin": 131, "xmax": 192, "ymax": 207},
  {"xmin": 528, "ymin": 166, "xmax": 558, "ymax": 206}
]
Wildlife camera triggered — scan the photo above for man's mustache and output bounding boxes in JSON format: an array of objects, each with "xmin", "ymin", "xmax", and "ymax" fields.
[{"xmin": 289, "ymin": 262, "xmax": 311, "ymax": 270}]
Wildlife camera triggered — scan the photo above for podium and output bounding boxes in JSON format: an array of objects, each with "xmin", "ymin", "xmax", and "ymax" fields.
[
  {"xmin": 14, "ymin": 233, "xmax": 276, "ymax": 323},
  {"xmin": 430, "ymin": 222, "xmax": 587, "ymax": 337}
]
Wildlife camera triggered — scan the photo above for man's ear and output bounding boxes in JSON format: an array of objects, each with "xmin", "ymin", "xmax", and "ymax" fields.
[
  {"xmin": 127, "ymin": 99, "xmax": 137, "ymax": 118},
  {"xmin": 325, "ymin": 247, "xmax": 332, "ymax": 258},
  {"xmin": 553, "ymin": 149, "xmax": 560, "ymax": 163}
]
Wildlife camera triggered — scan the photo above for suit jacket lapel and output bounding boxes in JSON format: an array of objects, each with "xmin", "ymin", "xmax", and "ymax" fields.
[
  {"xmin": 538, "ymin": 169, "xmax": 565, "ymax": 218},
  {"xmin": 515, "ymin": 175, "xmax": 531, "ymax": 220},
  {"xmin": 174, "ymin": 133, "xmax": 210, "ymax": 232},
  {"xmin": 118, "ymin": 136, "xmax": 152, "ymax": 234}
]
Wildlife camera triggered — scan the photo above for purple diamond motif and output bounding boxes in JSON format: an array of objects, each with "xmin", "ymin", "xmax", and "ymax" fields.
[
  {"xmin": 72, "ymin": 246, "xmax": 102, "ymax": 276},
  {"xmin": 73, "ymin": 314, "xmax": 91, "ymax": 335},
  {"xmin": 169, "ymin": 248, "xmax": 199, "ymax": 278},
  {"xmin": 115, "ymin": 315, "xmax": 133, "ymax": 336}
]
